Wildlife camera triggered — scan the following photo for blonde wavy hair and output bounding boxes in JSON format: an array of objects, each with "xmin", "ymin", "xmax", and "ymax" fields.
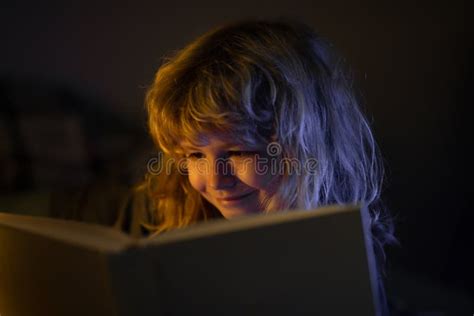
[{"xmin": 144, "ymin": 19, "xmax": 396, "ymax": 263}]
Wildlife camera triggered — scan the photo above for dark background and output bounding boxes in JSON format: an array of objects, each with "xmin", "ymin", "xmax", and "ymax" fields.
[{"xmin": 1, "ymin": 0, "xmax": 472, "ymax": 313}]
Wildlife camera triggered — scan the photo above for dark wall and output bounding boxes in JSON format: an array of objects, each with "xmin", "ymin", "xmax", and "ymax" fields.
[{"xmin": 1, "ymin": 0, "xmax": 472, "ymax": 304}]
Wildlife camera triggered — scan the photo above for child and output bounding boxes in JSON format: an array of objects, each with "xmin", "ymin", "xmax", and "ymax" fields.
[{"xmin": 144, "ymin": 18, "xmax": 396, "ymax": 313}]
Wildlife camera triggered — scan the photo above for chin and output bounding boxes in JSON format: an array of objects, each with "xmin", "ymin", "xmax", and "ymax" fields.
[{"xmin": 218, "ymin": 207, "xmax": 259, "ymax": 219}]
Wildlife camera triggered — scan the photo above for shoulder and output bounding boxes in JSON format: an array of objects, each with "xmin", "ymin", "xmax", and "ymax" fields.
[{"xmin": 113, "ymin": 186, "xmax": 152, "ymax": 238}]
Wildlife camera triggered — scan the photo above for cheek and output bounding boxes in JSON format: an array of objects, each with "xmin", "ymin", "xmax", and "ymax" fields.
[
  {"xmin": 235, "ymin": 162, "xmax": 276, "ymax": 192},
  {"xmin": 187, "ymin": 168, "xmax": 206, "ymax": 193}
]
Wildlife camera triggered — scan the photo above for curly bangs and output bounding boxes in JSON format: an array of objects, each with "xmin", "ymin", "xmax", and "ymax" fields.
[{"xmin": 146, "ymin": 25, "xmax": 283, "ymax": 155}]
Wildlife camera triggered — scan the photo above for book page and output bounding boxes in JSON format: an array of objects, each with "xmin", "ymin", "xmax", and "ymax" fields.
[
  {"xmin": 0, "ymin": 213, "xmax": 134, "ymax": 253},
  {"xmin": 141, "ymin": 204, "xmax": 359, "ymax": 247}
]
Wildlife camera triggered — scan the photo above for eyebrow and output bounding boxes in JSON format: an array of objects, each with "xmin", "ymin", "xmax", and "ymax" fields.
[
  {"xmin": 179, "ymin": 141, "xmax": 204, "ymax": 149},
  {"xmin": 180, "ymin": 145, "xmax": 200, "ymax": 151},
  {"xmin": 180, "ymin": 142, "xmax": 254, "ymax": 151}
]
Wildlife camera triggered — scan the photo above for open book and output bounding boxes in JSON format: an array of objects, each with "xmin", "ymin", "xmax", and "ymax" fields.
[{"xmin": 0, "ymin": 204, "xmax": 382, "ymax": 316}]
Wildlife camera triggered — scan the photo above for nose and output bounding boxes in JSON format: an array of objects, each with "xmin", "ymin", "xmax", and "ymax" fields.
[{"xmin": 207, "ymin": 157, "xmax": 235, "ymax": 190}]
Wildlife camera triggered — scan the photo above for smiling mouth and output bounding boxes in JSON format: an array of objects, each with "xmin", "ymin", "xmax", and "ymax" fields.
[{"xmin": 216, "ymin": 191, "xmax": 256, "ymax": 202}]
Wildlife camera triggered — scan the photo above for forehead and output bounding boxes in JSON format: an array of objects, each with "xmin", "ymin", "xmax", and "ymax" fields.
[{"xmin": 179, "ymin": 132, "xmax": 258, "ymax": 149}]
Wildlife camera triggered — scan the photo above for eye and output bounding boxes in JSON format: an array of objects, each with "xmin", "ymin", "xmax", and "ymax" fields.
[
  {"xmin": 228, "ymin": 151, "xmax": 258, "ymax": 158},
  {"xmin": 185, "ymin": 152, "xmax": 204, "ymax": 159}
]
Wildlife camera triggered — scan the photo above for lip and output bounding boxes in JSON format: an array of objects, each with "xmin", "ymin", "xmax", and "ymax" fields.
[{"xmin": 216, "ymin": 191, "xmax": 256, "ymax": 202}]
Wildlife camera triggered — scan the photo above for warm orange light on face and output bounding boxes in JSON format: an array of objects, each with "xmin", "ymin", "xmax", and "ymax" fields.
[{"xmin": 180, "ymin": 133, "xmax": 280, "ymax": 219}]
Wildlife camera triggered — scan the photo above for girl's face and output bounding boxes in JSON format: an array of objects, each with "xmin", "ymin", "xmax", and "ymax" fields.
[{"xmin": 180, "ymin": 132, "xmax": 280, "ymax": 219}]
